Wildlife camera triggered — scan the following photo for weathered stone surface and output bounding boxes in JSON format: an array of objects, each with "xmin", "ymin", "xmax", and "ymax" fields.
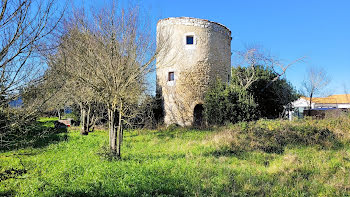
[{"xmin": 156, "ymin": 17, "xmax": 231, "ymax": 126}]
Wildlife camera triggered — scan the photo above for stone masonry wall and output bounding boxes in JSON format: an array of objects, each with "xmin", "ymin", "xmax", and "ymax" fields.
[{"xmin": 156, "ymin": 17, "xmax": 232, "ymax": 126}]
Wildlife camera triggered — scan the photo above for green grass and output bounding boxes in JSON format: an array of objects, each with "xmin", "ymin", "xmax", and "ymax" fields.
[{"xmin": 0, "ymin": 118, "xmax": 350, "ymax": 196}]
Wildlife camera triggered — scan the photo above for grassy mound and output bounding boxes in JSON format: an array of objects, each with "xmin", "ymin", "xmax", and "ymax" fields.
[{"xmin": 210, "ymin": 117, "xmax": 348, "ymax": 154}]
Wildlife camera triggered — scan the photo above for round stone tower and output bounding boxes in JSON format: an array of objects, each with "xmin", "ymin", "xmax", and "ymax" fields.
[{"xmin": 156, "ymin": 17, "xmax": 231, "ymax": 126}]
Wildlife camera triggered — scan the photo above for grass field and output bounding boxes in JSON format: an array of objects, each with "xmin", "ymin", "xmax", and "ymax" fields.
[{"xmin": 1, "ymin": 117, "xmax": 350, "ymax": 196}]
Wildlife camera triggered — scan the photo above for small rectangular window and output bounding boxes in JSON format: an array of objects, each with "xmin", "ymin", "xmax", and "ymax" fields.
[
  {"xmin": 186, "ymin": 36, "xmax": 194, "ymax": 45},
  {"xmin": 168, "ymin": 72, "xmax": 174, "ymax": 81}
]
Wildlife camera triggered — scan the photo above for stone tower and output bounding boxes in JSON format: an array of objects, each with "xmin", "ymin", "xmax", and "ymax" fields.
[{"xmin": 156, "ymin": 17, "xmax": 231, "ymax": 126}]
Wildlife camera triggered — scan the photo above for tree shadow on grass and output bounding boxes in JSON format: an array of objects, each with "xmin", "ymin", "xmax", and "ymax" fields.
[
  {"xmin": 97, "ymin": 141, "xmax": 188, "ymax": 162},
  {"xmin": 153, "ymin": 126, "xmax": 213, "ymax": 140},
  {"xmin": 124, "ymin": 152, "xmax": 187, "ymax": 162},
  {"xmin": 0, "ymin": 189, "xmax": 16, "ymax": 197},
  {"xmin": 0, "ymin": 119, "xmax": 68, "ymax": 152},
  {"xmin": 48, "ymin": 173, "xmax": 188, "ymax": 197}
]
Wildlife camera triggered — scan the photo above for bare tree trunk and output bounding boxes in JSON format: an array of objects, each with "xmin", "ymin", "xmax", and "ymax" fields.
[
  {"xmin": 89, "ymin": 115, "xmax": 96, "ymax": 132},
  {"xmin": 86, "ymin": 103, "xmax": 91, "ymax": 132},
  {"xmin": 79, "ymin": 102, "xmax": 84, "ymax": 126},
  {"xmin": 80, "ymin": 103, "xmax": 88, "ymax": 135},
  {"xmin": 57, "ymin": 109, "xmax": 61, "ymax": 120},
  {"xmin": 116, "ymin": 102, "xmax": 123, "ymax": 158},
  {"xmin": 309, "ymin": 93, "xmax": 313, "ymax": 116},
  {"xmin": 109, "ymin": 108, "xmax": 117, "ymax": 155}
]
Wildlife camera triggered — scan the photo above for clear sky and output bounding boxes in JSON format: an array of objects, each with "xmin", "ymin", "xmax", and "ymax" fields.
[{"xmin": 77, "ymin": 0, "xmax": 350, "ymax": 95}]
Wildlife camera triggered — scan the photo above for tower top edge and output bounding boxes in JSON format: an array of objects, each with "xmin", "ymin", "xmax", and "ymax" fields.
[{"xmin": 157, "ymin": 17, "xmax": 231, "ymax": 35}]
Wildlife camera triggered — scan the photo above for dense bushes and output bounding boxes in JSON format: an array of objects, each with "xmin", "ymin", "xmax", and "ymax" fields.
[
  {"xmin": 0, "ymin": 108, "xmax": 37, "ymax": 150},
  {"xmin": 0, "ymin": 105, "xmax": 65, "ymax": 151},
  {"xmin": 204, "ymin": 66, "xmax": 298, "ymax": 125},
  {"xmin": 237, "ymin": 65, "xmax": 298, "ymax": 119},
  {"xmin": 204, "ymin": 79, "xmax": 258, "ymax": 125}
]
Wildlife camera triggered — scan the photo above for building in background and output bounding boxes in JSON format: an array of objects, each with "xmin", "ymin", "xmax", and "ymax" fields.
[{"xmin": 292, "ymin": 94, "xmax": 350, "ymax": 118}]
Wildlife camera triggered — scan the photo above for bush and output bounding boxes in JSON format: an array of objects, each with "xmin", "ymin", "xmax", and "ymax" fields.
[
  {"xmin": 0, "ymin": 107, "xmax": 35, "ymax": 150},
  {"xmin": 204, "ymin": 66, "xmax": 298, "ymax": 126},
  {"xmin": 204, "ymin": 79, "xmax": 258, "ymax": 125},
  {"xmin": 124, "ymin": 95, "xmax": 163, "ymax": 129},
  {"xmin": 231, "ymin": 65, "xmax": 298, "ymax": 119},
  {"xmin": 0, "ymin": 107, "xmax": 64, "ymax": 151}
]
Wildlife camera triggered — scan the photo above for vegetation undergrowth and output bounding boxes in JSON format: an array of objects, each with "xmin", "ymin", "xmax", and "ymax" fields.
[
  {"xmin": 0, "ymin": 117, "xmax": 67, "ymax": 152},
  {"xmin": 1, "ymin": 117, "xmax": 350, "ymax": 196}
]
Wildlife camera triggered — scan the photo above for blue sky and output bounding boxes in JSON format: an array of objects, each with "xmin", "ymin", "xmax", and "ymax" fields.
[{"xmin": 77, "ymin": 0, "xmax": 350, "ymax": 95}]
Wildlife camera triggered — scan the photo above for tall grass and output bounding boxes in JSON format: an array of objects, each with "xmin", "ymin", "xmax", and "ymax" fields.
[{"xmin": 0, "ymin": 117, "xmax": 350, "ymax": 196}]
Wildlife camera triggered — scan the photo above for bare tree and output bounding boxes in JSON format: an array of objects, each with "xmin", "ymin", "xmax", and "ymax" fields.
[
  {"xmin": 302, "ymin": 66, "xmax": 330, "ymax": 112},
  {"xmin": 54, "ymin": 2, "xmax": 169, "ymax": 157},
  {"xmin": 43, "ymin": 24, "xmax": 108, "ymax": 135},
  {"xmin": 0, "ymin": 0, "xmax": 66, "ymax": 150},
  {"xmin": 0, "ymin": 0, "xmax": 65, "ymax": 103},
  {"xmin": 233, "ymin": 46, "xmax": 305, "ymax": 91}
]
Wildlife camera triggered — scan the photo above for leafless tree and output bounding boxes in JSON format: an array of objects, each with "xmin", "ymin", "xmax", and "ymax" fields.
[
  {"xmin": 0, "ymin": 0, "xmax": 65, "ymax": 103},
  {"xmin": 0, "ymin": 0, "xmax": 66, "ymax": 150},
  {"xmin": 53, "ymin": 1, "xmax": 169, "ymax": 157},
  {"xmin": 302, "ymin": 66, "xmax": 331, "ymax": 112},
  {"xmin": 45, "ymin": 25, "xmax": 104, "ymax": 135},
  {"xmin": 233, "ymin": 46, "xmax": 305, "ymax": 91}
]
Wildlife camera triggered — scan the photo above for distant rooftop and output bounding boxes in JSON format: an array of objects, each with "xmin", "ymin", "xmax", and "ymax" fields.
[{"xmin": 302, "ymin": 94, "xmax": 350, "ymax": 104}]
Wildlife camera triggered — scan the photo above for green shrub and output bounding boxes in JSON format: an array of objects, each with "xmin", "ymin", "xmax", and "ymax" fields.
[
  {"xmin": 0, "ymin": 109, "xmax": 65, "ymax": 151},
  {"xmin": 204, "ymin": 65, "xmax": 298, "ymax": 126},
  {"xmin": 204, "ymin": 79, "xmax": 258, "ymax": 125},
  {"xmin": 231, "ymin": 65, "xmax": 298, "ymax": 119}
]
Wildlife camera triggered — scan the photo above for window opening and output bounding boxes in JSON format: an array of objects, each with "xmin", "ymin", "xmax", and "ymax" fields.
[
  {"xmin": 186, "ymin": 35, "xmax": 194, "ymax": 45},
  {"xmin": 168, "ymin": 72, "xmax": 174, "ymax": 81}
]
